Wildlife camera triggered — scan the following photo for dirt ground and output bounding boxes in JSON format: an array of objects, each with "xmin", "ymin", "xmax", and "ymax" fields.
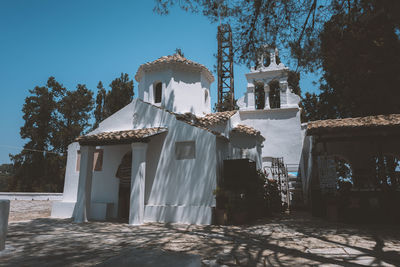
[
  {"xmin": 8, "ymin": 200, "xmax": 52, "ymax": 222},
  {"xmin": 1, "ymin": 201, "xmax": 400, "ymax": 266}
]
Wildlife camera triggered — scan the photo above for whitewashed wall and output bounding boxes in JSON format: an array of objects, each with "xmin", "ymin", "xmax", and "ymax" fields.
[
  {"xmin": 231, "ymin": 108, "xmax": 303, "ymax": 168},
  {"xmin": 52, "ymin": 99, "xmax": 218, "ymax": 224},
  {"xmin": 137, "ymin": 66, "xmax": 211, "ymax": 116}
]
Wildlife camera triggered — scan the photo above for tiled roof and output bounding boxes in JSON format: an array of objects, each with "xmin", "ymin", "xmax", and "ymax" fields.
[
  {"xmin": 137, "ymin": 99, "xmax": 229, "ymax": 138},
  {"xmin": 231, "ymin": 124, "xmax": 262, "ymax": 137},
  {"xmin": 175, "ymin": 110, "xmax": 237, "ymax": 127},
  {"xmin": 307, "ymin": 114, "xmax": 400, "ymax": 135},
  {"xmin": 76, "ymin": 127, "xmax": 168, "ymax": 146},
  {"xmin": 135, "ymin": 53, "xmax": 214, "ymax": 82},
  {"xmin": 199, "ymin": 111, "xmax": 238, "ymax": 126}
]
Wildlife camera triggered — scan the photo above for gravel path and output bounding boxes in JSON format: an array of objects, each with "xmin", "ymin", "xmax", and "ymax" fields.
[{"xmin": 1, "ymin": 201, "xmax": 400, "ymax": 266}]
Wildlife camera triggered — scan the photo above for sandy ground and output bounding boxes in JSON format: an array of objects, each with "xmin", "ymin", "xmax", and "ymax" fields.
[
  {"xmin": 8, "ymin": 200, "xmax": 52, "ymax": 222},
  {"xmin": 1, "ymin": 201, "xmax": 400, "ymax": 266}
]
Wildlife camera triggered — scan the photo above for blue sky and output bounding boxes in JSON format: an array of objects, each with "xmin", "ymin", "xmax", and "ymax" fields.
[{"xmin": 0, "ymin": 0, "xmax": 320, "ymax": 164}]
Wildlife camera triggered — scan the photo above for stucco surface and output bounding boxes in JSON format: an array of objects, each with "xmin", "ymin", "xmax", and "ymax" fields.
[
  {"xmin": 54, "ymin": 99, "xmax": 218, "ymax": 224},
  {"xmin": 234, "ymin": 108, "xmax": 303, "ymax": 167}
]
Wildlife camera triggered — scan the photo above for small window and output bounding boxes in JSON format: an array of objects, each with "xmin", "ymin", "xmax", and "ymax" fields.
[
  {"xmin": 76, "ymin": 149, "xmax": 103, "ymax": 171},
  {"xmin": 93, "ymin": 149, "xmax": 103, "ymax": 171},
  {"xmin": 154, "ymin": 82, "xmax": 162, "ymax": 103},
  {"xmin": 175, "ymin": 141, "xmax": 195, "ymax": 160},
  {"xmin": 205, "ymin": 90, "xmax": 209, "ymax": 103}
]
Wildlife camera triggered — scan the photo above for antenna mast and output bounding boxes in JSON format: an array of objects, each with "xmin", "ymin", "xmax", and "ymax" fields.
[{"xmin": 217, "ymin": 23, "xmax": 234, "ymax": 111}]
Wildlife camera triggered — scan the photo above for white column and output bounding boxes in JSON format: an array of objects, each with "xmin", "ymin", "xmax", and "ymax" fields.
[
  {"xmin": 247, "ymin": 86, "xmax": 255, "ymax": 109},
  {"xmin": 264, "ymin": 84, "xmax": 270, "ymax": 109},
  {"xmin": 73, "ymin": 145, "xmax": 95, "ymax": 223},
  {"xmin": 129, "ymin": 142, "xmax": 148, "ymax": 225}
]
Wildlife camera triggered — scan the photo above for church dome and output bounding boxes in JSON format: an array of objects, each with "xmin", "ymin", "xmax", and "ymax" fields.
[{"xmin": 135, "ymin": 53, "xmax": 214, "ymax": 83}]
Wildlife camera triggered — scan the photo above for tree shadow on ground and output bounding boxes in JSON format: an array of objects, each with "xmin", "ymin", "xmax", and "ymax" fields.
[{"xmin": 1, "ymin": 212, "xmax": 400, "ymax": 266}]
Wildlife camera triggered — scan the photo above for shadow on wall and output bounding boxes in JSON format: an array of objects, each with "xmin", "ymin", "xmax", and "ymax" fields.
[
  {"xmin": 173, "ymin": 70, "xmax": 199, "ymax": 85},
  {"xmin": 146, "ymin": 125, "xmax": 216, "ymax": 207},
  {"xmin": 145, "ymin": 132, "xmax": 167, "ymax": 204}
]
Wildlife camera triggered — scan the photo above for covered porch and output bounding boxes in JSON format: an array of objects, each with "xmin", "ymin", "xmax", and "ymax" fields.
[
  {"xmin": 72, "ymin": 127, "xmax": 167, "ymax": 225},
  {"xmin": 306, "ymin": 114, "xmax": 400, "ymax": 222}
]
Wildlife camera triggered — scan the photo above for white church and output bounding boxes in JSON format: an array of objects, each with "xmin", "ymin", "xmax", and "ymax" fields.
[{"xmin": 51, "ymin": 49, "xmax": 304, "ymax": 225}]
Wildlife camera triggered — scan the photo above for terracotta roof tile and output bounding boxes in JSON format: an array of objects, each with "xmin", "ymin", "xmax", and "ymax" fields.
[
  {"xmin": 198, "ymin": 111, "xmax": 238, "ymax": 126},
  {"xmin": 175, "ymin": 110, "xmax": 237, "ymax": 127},
  {"xmin": 76, "ymin": 127, "xmax": 168, "ymax": 146},
  {"xmin": 231, "ymin": 124, "xmax": 262, "ymax": 137},
  {"xmin": 307, "ymin": 114, "xmax": 400, "ymax": 135},
  {"xmin": 135, "ymin": 53, "xmax": 214, "ymax": 82}
]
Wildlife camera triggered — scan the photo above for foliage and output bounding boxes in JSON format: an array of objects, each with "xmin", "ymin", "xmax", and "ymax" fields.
[
  {"xmin": 155, "ymin": 0, "xmax": 400, "ymax": 120},
  {"xmin": 300, "ymin": 0, "xmax": 400, "ymax": 121},
  {"xmin": 9, "ymin": 77, "xmax": 93, "ymax": 192},
  {"xmin": 0, "ymin": 164, "xmax": 13, "ymax": 191},
  {"xmin": 154, "ymin": 0, "xmax": 399, "ymax": 72},
  {"xmin": 102, "ymin": 73, "xmax": 134, "ymax": 119},
  {"xmin": 154, "ymin": 0, "xmax": 332, "ymax": 70},
  {"xmin": 257, "ymin": 169, "xmax": 282, "ymax": 212},
  {"xmin": 93, "ymin": 81, "xmax": 106, "ymax": 129},
  {"xmin": 54, "ymin": 84, "xmax": 94, "ymax": 154},
  {"xmin": 318, "ymin": 1, "xmax": 400, "ymax": 118},
  {"xmin": 213, "ymin": 92, "xmax": 238, "ymax": 112},
  {"xmin": 287, "ymin": 70, "xmax": 301, "ymax": 96},
  {"xmin": 9, "ymin": 72, "xmax": 135, "ymax": 192}
]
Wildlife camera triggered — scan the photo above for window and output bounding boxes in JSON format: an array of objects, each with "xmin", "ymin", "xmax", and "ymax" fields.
[
  {"xmin": 205, "ymin": 90, "xmax": 209, "ymax": 103},
  {"xmin": 154, "ymin": 82, "xmax": 162, "ymax": 103},
  {"xmin": 268, "ymin": 80, "xmax": 280, "ymax": 109},
  {"xmin": 175, "ymin": 141, "xmax": 195, "ymax": 160},
  {"xmin": 76, "ymin": 149, "xmax": 103, "ymax": 171},
  {"xmin": 254, "ymin": 82, "xmax": 265, "ymax": 110}
]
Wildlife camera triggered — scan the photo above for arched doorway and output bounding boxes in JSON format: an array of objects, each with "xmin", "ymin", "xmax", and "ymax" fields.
[{"xmin": 115, "ymin": 151, "xmax": 132, "ymax": 221}]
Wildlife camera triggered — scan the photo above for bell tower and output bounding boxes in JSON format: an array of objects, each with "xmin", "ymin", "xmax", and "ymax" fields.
[{"xmin": 237, "ymin": 46, "xmax": 300, "ymax": 110}]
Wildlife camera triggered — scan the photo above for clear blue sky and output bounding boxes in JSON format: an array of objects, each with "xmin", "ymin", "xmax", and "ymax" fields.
[{"xmin": 0, "ymin": 0, "xmax": 320, "ymax": 164}]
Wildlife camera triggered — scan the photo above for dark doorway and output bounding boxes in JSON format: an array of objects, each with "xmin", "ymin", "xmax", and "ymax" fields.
[{"xmin": 116, "ymin": 151, "xmax": 132, "ymax": 222}]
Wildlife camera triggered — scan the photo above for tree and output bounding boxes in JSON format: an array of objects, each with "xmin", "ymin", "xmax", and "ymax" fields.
[
  {"xmin": 154, "ymin": 0, "xmax": 366, "ymax": 70},
  {"xmin": 9, "ymin": 78, "xmax": 61, "ymax": 191},
  {"xmin": 93, "ymin": 81, "xmax": 106, "ymax": 129},
  {"xmin": 10, "ymin": 77, "xmax": 94, "ymax": 192},
  {"xmin": 213, "ymin": 92, "xmax": 238, "ymax": 112},
  {"xmin": 318, "ymin": 2, "xmax": 400, "ymax": 117},
  {"xmin": 102, "ymin": 73, "xmax": 134, "ymax": 119},
  {"xmin": 300, "ymin": 1, "xmax": 400, "ymax": 121},
  {"xmin": 55, "ymin": 84, "xmax": 94, "ymax": 154}
]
